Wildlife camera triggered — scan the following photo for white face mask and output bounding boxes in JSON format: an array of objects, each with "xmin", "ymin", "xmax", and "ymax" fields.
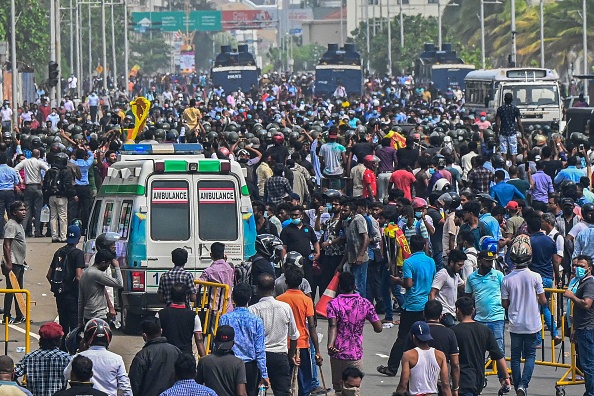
[{"xmin": 341, "ymin": 386, "xmax": 360, "ymax": 396}]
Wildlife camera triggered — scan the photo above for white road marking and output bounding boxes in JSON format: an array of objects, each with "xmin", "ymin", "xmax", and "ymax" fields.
[
  {"xmin": 375, "ymin": 353, "xmax": 389, "ymax": 358},
  {"xmin": 9, "ymin": 324, "xmax": 40, "ymax": 340}
]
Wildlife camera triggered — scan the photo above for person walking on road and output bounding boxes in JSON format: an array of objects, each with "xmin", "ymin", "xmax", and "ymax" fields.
[
  {"xmin": 501, "ymin": 235, "xmax": 548, "ymax": 396},
  {"xmin": 129, "ymin": 318, "xmax": 182, "ymax": 396},
  {"xmin": 3, "ymin": 200, "xmax": 27, "ymax": 324},
  {"xmin": 13, "ymin": 148, "xmax": 49, "ymax": 237},
  {"xmin": 0, "ymin": 152, "xmax": 21, "ymax": 239}
]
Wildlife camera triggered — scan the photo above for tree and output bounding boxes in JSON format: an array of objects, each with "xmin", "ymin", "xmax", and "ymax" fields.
[
  {"xmin": 265, "ymin": 43, "xmax": 324, "ymax": 72},
  {"xmin": 130, "ymin": 33, "xmax": 171, "ymax": 75}
]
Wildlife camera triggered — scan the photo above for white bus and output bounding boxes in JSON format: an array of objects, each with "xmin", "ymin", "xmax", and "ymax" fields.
[{"xmin": 464, "ymin": 68, "xmax": 563, "ymax": 128}]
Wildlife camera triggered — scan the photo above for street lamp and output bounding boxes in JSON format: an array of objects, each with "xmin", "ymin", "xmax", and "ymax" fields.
[
  {"xmin": 540, "ymin": 0, "xmax": 544, "ymax": 67},
  {"xmin": 437, "ymin": 0, "xmax": 458, "ymax": 51},
  {"xmin": 479, "ymin": 0, "xmax": 501, "ymax": 69}
]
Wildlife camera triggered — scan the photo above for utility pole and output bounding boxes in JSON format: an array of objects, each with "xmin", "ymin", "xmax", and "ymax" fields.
[
  {"xmin": 75, "ymin": 0, "xmax": 82, "ymax": 97},
  {"xmin": 111, "ymin": 3, "xmax": 117, "ymax": 89},
  {"xmin": 387, "ymin": 0, "xmax": 392, "ymax": 76},
  {"xmin": 70, "ymin": 0, "xmax": 74, "ymax": 75},
  {"xmin": 510, "ymin": 0, "xmax": 517, "ymax": 67},
  {"xmin": 480, "ymin": 0, "xmax": 485, "ymax": 69},
  {"xmin": 583, "ymin": 0, "xmax": 588, "ymax": 94},
  {"xmin": 124, "ymin": 0, "xmax": 130, "ymax": 96},
  {"xmin": 56, "ymin": 0, "xmax": 62, "ymax": 104},
  {"xmin": 437, "ymin": 0, "xmax": 441, "ymax": 50},
  {"xmin": 101, "ymin": 0, "xmax": 108, "ymax": 92},
  {"xmin": 399, "ymin": 0, "xmax": 403, "ymax": 48},
  {"xmin": 88, "ymin": 2, "xmax": 92, "ymax": 91},
  {"xmin": 10, "ymin": 0, "xmax": 18, "ymax": 126},
  {"xmin": 540, "ymin": 0, "xmax": 544, "ymax": 67},
  {"xmin": 50, "ymin": 0, "xmax": 56, "ymax": 105},
  {"xmin": 366, "ymin": 0, "xmax": 370, "ymax": 72}
]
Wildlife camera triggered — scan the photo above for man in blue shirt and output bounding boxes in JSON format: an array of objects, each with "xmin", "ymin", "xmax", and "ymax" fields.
[
  {"xmin": 554, "ymin": 156, "xmax": 586, "ymax": 187},
  {"xmin": 160, "ymin": 353, "xmax": 216, "ymax": 396},
  {"xmin": 528, "ymin": 214, "xmax": 562, "ymax": 345},
  {"xmin": 0, "ymin": 152, "xmax": 20, "ymax": 238},
  {"xmin": 478, "ymin": 196, "xmax": 502, "ymax": 241},
  {"xmin": 69, "ymin": 149, "xmax": 94, "ymax": 234},
  {"xmin": 490, "ymin": 170, "xmax": 525, "ymax": 207},
  {"xmin": 465, "ymin": 249, "xmax": 506, "ymax": 358},
  {"xmin": 219, "ymin": 283, "xmax": 268, "ymax": 396},
  {"xmin": 380, "ymin": 235, "xmax": 436, "ymax": 377}
]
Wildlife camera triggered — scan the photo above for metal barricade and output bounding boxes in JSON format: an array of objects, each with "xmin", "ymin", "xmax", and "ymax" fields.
[
  {"xmin": 0, "ymin": 288, "xmax": 32, "ymax": 354},
  {"xmin": 193, "ymin": 280, "xmax": 230, "ymax": 355},
  {"xmin": 485, "ymin": 288, "xmax": 583, "ymax": 396}
]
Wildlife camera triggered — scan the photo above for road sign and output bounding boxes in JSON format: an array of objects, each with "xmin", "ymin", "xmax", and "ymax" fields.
[
  {"xmin": 289, "ymin": 28, "xmax": 302, "ymax": 34},
  {"xmin": 131, "ymin": 11, "xmax": 222, "ymax": 32}
]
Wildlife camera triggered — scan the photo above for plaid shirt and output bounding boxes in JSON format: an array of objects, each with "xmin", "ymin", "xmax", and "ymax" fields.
[
  {"xmin": 264, "ymin": 176, "xmax": 292, "ymax": 204},
  {"xmin": 160, "ymin": 379, "xmax": 217, "ymax": 396},
  {"xmin": 469, "ymin": 166, "xmax": 493, "ymax": 193},
  {"xmin": 15, "ymin": 348, "xmax": 71, "ymax": 396},
  {"xmin": 157, "ymin": 266, "xmax": 197, "ymax": 305}
]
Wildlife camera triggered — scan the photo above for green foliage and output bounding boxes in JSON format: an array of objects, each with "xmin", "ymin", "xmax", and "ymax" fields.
[
  {"xmin": 130, "ymin": 33, "xmax": 171, "ymax": 75},
  {"xmin": 0, "ymin": 0, "xmax": 50, "ymax": 80},
  {"xmin": 266, "ymin": 43, "xmax": 324, "ymax": 72}
]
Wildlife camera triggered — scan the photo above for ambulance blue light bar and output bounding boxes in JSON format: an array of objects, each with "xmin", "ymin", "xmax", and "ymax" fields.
[{"xmin": 121, "ymin": 143, "xmax": 204, "ymax": 155}]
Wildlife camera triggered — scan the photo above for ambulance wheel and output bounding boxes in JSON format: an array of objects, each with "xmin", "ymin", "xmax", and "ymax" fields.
[
  {"xmin": 121, "ymin": 308, "xmax": 142, "ymax": 335},
  {"xmin": 555, "ymin": 386, "xmax": 565, "ymax": 396}
]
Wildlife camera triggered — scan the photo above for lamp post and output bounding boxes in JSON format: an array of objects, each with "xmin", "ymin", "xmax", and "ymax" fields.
[
  {"xmin": 582, "ymin": 0, "xmax": 588, "ymax": 94},
  {"xmin": 540, "ymin": 0, "xmax": 544, "ymax": 67},
  {"xmin": 387, "ymin": 0, "xmax": 391, "ymax": 75},
  {"xmin": 10, "ymin": 0, "xmax": 18, "ymax": 126},
  {"xmin": 480, "ymin": 0, "xmax": 501, "ymax": 69},
  {"xmin": 510, "ymin": 0, "xmax": 517, "ymax": 66},
  {"xmin": 437, "ymin": 0, "xmax": 441, "ymax": 50}
]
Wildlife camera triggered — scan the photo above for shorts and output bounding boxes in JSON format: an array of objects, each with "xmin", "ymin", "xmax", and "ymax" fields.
[{"xmin": 499, "ymin": 134, "xmax": 517, "ymax": 155}]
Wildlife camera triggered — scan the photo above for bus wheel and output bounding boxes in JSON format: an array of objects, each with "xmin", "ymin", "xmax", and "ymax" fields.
[{"xmin": 121, "ymin": 308, "xmax": 142, "ymax": 335}]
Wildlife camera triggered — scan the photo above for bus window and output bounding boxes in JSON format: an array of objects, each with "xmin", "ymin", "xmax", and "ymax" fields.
[
  {"xmin": 102, "ymin": 202, "xmax": 115, "ymax": 233},
  {"xmin": 88, "ymin": 200, "xmax": 102, "ymax": 239},
  {"xmin": 197, "ymin": 180, "xmax": 238, "ymax": 241},
  {"xmin": 150, "ymin": 180, "xmax": 190, "ymax": 241},
  {"xmin": 118, "ymin": 201, "xmax": 133, "ymax": 239}
]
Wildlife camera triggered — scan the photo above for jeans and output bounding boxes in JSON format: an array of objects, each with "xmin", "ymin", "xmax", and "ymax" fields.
[
  {"xmin": 309, "ymin": 338, "xmax": 319, "ymax": 391},
  {"xmin": 266, "ymin": 352, "xmax": 291, "ymax": 396},
  {"xmin": 433, "ymin": 249, "xmax": 444, "ymax": 272},
  {"xmin": 478, "ymin": 320, "xmax": 505, "ymax": 358},
  {"xmin": 380, "ymin": 264, "xmax": 404, "ymax": 321},
  {"xmin": 72, "ymin": 185, "xmax": 92, "ymax": 233},
  {"xmin": 576, "ymin": 329, "xmax": 594, "ymax": 396},
  {"xmin": 4, "ymin": 264, "xmax": 24, "ymax": 319},
  {"xmin": 377, "ymin": 172, "xmax": 392, "ymax": 202},
  {"xmin": 540, "ymin": 277, "xmax": 558, "ymax": 338},
  {"xmin": 387, "ymin": 309, "xmax": 425, "ymax": 372},
  {"xmin": 244, "ymin": 360, "xmax": 262, "ymax": 396},
  {"xmin": 23, "ymin": 184, "xmax": 43, "ymax": 236},
  {"xmin": 510, "ymin": 332, "xmax": 538, "ymax": 391},
  {"xmin": 0, "ymin": 190, "xmax": 16, "ymax": 238},
  {"xmin": 350, "ymin": 261, "xmax": 368, "ymax": 299},
  {"xmin": 366, "ymin": 261, "xmax": 382, "ymax": 306}
]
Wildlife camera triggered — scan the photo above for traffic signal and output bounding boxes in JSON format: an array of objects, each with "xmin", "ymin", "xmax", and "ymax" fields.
[{"xmin": 48, "ymin": 61, "xmax": 59, "ymax": 87}]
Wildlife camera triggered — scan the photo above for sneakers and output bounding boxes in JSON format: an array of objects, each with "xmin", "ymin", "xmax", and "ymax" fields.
[
  {"xmin": 516, "ymin": 386, "xmax": 527, "ymax": 396},
  {"xmin": 4, "ymin": 316, "xmax": 26, "ymax": 325}
]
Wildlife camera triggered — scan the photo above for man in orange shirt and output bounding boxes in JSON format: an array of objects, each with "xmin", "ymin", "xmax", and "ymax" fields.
[
  {"xmin": 389, "ymin": 167, "xmax": 417, "ymax": 201},
  {"xmin": 362, "ymin": 155, "xmax": 379, "ymax": 200},
  {"xmin": 277, "ymin": 266, "xmax": 323, "ymax": 396}
]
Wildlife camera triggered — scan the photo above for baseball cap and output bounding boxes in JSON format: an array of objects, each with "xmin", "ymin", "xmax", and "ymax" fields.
[
  {"xmin": 411, "ymin": 321, "xmax": 433, "ymax": 342},
  {"xmin": 214, "ymin": 325, "xmax": 235, "ymax": 350},
  {"xmin": 39, "ymin": 322, "xmax": 64, "ymax": 340},
  {"xmin": 505, "ymin": 201, "xmax": 519, "ymax": 210},
  {"xmin": 480, "ymin": 111, "xmax": 487, "ymax": 116},
  {"xmin": 66, "ymin": 225, "xmax": 81, "ymax": 244},
  {"xmin": 478, "ymin": 250, "xmax": 497, "ymax": 260},
  {"xmin": 561, "ymin": 198, "xmax": 575, "ymax": 207}
]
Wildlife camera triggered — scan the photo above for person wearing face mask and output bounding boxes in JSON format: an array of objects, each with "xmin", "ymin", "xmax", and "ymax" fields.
[
  {"xmin": 475, "ymin": 111, "xmax": 491, "ymax": 130},
  {"xmin": 338, "ymin": 367, "xmax": 365, "ymax": 396},
  {"xmin": 564, "ymin": 254, "xmax": 594, "ymax": 396}
]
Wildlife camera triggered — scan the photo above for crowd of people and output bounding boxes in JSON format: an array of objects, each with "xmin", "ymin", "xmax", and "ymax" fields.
[{"xmin": 0, "ymin": 73, "xmax": 593, "ymax": 396}]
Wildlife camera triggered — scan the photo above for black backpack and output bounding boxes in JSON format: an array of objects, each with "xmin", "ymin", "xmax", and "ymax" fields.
[
  {"xmin": 45, "ymin": 168, "xmax": 65, "ymax": 196},
  {"xmin": 50, "ymin": 246, "xmax": 77, "ymax": 295}
]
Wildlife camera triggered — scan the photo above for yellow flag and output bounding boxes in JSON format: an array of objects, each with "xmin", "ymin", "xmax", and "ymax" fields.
[{"xmin": 128, "ymin": 97, "xmax": 151, "ymax": 142}]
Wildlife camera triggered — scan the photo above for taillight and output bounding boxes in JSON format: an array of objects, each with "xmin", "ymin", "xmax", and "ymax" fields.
[
  {"xmin": 131, "ymin": 271, "xmax": 145, "ymax": 291},
  {"xmin": 220, "ymin": 161, "xmax": 231, "ymax": 173}
]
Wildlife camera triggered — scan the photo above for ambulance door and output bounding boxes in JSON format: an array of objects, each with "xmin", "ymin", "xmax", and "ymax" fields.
[
  {"xmin": 145, "ymin": 175, "xmax": 196, "ymax": 292},
  {"xmin": 195, "ymin": 176, "xmax": 243, "ymax": 271}
]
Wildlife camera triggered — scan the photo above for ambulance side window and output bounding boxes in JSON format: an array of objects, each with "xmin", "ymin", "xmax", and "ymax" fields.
[
  {"xmin": 150, "ymin": 180, "xmax": 190, "ymax": 241},
  {"xmin": 88, "ymin": 200, "xmax": 103, "ymax": 239},
  {"xmin": 197, "ymin": 180, "xmax": 238, "ymax": 241},
  {"xmin": 118, "ymin": 201, "xmax": 133, "ymax": 240},
  {"xmin": 102, "ymin": 202, "xmax": 115, "ymax": 233}
]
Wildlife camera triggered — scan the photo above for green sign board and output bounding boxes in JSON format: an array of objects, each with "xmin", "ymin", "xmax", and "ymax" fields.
[{"xmin": 132, "ymin": 11, "xmax": 222, "ymax": 32}]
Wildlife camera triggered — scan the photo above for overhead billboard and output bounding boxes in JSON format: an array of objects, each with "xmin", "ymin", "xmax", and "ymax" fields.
[{"xmin": 222, "ymin": 10, "xmax": 276, "ymax": 30}]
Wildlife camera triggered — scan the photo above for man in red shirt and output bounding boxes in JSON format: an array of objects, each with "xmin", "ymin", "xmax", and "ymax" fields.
[
  {"xmin": 389, "ymin": 167, "xmax": 417, "ymax": 201},
  {"xmin": 362, "ymin": 155, "xmax": 379, "ymax": 199}
]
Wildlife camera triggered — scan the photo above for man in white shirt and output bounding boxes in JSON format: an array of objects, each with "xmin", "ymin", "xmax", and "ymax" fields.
[
  {"xmin": 501, "ymin": 235, "xmax": 548, "ymax": 396},
  {"xmin": 14, "ymin": 149, "xmax": 49, "ymax": 237},
  {"xmin": 67, "ymin": 74, "xmax": 77, "ymax": 96},
  {"xmin": 1, "ymin": 101, "xmax": 13, "ymax": 129},
  {"xmin": 63, "ymin": 96, "xmax": 75, "ymax": 112},
  {"xmin": 87, "ymin": 92, "xmax": 100, "ymax": 122},
  {"xmin": 430, "ymin": 249, "xmax": 466, "ymax": 327},
  {"xmin": 249, "ymin": 273, "xmax": 299, "ymax": 396}
]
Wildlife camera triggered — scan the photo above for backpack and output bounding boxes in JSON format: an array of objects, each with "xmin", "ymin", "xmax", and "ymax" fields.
[
  {"xmin": 50, "ymin": 246, "xmax": 76, "ymax": 295},
  {"xmin": 234, "ymin": 261, "xmax": 252, "ymax": 286},
  {"xmin": 45, "ymin": 168, "xmax": 65, "ymax": 197}
]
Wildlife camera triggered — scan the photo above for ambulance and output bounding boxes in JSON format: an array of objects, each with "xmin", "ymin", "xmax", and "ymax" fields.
[{"xmin": 84, "ymin": 143, "xmax": 256, "ymax": 333}]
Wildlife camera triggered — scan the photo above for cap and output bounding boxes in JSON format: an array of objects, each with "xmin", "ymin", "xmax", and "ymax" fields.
[
  {"xmin": 289, "ymin": 192, "xmax": 301, "ymax": 201},
  {"xmin": 480, "ymin": 111, "xmax": 487, "ymax": 116},
  {"xmin": 411, "ymin": 321, "xmax": 433, "ymax": 342},
  {"xmin": 39, "ymin": 321, "xmax": 64, "ymax": 340},
  {"xmin": 478, "ymin": 250, "xmax": 497, "ymax": 260},
  {"xmin": 505, "ymin": 201, "xmax": 519, "ymax": 210},
  {"xmin": 561, "ymin": 198, "xmax": 575, "ymax": 207},
  {"xmin": 214, "ymin": 325, "xmax": 235, "ymax": 350},
  {"xmin": 67, "ymin": 225, "xmax": 81, "ymax": 244}
]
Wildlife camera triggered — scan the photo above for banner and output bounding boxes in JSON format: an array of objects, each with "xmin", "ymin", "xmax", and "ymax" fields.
[
  {"xmin": 222, "ymin": 10, "xmax": 275, "ymax": 30},
  {"xmin": 128, "ymin": 97, "xmax": 151, "ymax": 142},
  {"xmin": 179, "ymin": 52, "xmax": 196, "ymax": 74}
]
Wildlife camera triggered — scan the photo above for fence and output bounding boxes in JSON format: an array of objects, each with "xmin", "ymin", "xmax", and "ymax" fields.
[
  {"xmin": 485, "ymin": 288, "xmax": 583, "ymax": 396},
  {"xmin": 193, "ymin": 280, "xmax": 230, "ymax": 355},
  {"xmin": 1, "ymin": 288, "xmax": 32, "ymax": 355}
]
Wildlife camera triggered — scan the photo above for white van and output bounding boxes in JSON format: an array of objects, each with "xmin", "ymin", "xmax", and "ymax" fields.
[{"xmin": 84, "ymin": 143, "xmax": 256, "ymax": 333}]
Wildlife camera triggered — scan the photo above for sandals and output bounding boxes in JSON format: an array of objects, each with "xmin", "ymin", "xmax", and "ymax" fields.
[{"xmin": 377, "ymin": 365, "xmax": 397, "ymax": 377}]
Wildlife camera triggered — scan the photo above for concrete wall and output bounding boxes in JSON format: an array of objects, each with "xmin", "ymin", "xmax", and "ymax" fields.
[{"xmin": 302, "ymin": 19, "xmax": 347, "ymax": 48}]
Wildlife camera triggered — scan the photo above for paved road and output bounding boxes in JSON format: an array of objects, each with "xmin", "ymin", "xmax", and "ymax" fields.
[{"xmin": 6, "ymin": 239, "xmax": 584, "ymax": 395}]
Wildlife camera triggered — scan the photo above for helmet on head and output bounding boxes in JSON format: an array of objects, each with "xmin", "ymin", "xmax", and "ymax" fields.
[
  {"xmin": 272, "ymin": 133, "xmax": 284, "ymax": 144},
  {"xmin": 64, "ymin": 325, "xmax": 85, "ymax": 355},
  {"xmin": 83, "ymin": 318, "xmax": 112, "ymax": 346},
  {"xmin": 95, "ymin": 232, "xmax": 121, "ymax": 250},
  {"xmin": 412, "ymin": 197, "xmax": 428, "ymax": 209},
  {"xmin": 53, "ymin": 152, "xmax": 69, "ymax": 168},
  {"xmin": 582, "ymin": 203, "xmax": 594, "ymax": 223},
  {"xmin": 284, "ymin": 251, "xmax": 304, "ymax": 268},
  {"xmin": 509, "ymin": 234, "xmax": 532, "ymax": 267},
  {"xmin": 448, "ymin": 192, "xmax": 461, "ymax": 209},
  {"xmin": 479, "ymin": 236, "xmax": 499, "ymax": 260},
  {"xmin": 434, "ymin": 154, "xmax": 446, "ymax": 168},
  {"xmin": 323, "ymin": 189, "xmax": 342, "ymax": 201},
  {"xmin": 362, "ymin": 155, "xmax": 380, "ymax": 167},
  {"xmin": 492, "ymin": 155, "xmax": 505, "ymax": 169},
  {"xmin": 255, "ymin": 234, "xmax": 284, "ymax": 262}
]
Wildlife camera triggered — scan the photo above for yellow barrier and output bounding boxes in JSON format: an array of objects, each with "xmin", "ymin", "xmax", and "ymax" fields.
[
  {"xmin": 485, "ymin": 288, "xmax": 583, "ymax": 396},
  {"xmin": 0, "ymin": 288, "xmax": 32, "ymax": 355},
  {"xmin": 193, "ymin": 280, "xmax": 230, "ymax": 355}
]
